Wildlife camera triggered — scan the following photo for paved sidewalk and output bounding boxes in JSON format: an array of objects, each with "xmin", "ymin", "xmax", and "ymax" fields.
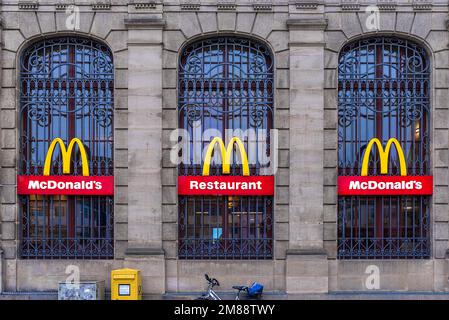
[
  {"xmin": 285, "ymin": 292, "xmax": 449, "ymax": 300},
  {"xmin": 2, "ymin": 291, "xmax": 449, "ymax": 300},
  {"xmin": 163, "ymin": 292, "xmax": 449, "ymax": 300}
]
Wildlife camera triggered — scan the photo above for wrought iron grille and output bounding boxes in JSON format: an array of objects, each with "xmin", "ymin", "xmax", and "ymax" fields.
[
  {"xmin": 178, "ymin": 37, "xmax": 274, "ymax": 259},
  {"xmin": 19, "ymin": 37, "xmax": 114, "ymax": 259},
  {"xmin": 338, "ymin": 37, "xmax": 431, "ymax": 259}
]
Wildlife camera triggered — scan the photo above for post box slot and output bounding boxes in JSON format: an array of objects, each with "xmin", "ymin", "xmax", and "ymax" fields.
[{"xmin": 113, "ymin": 275, "xmax": 135, "ymax": 280}]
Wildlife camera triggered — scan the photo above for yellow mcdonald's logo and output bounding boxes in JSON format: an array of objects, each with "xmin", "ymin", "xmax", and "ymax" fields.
[
  {"xmin": 202, "ymin": 137, "xmax": 250, "ymax": 176},
  {"xmin": 361, "ymin": 138, "xmax": 407, "ymax": 176},
  {"xmin": 43, "ymin": 138, "xmax": 89, "ymax": 177}
]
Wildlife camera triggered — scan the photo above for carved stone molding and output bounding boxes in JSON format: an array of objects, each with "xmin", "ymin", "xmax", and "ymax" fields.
[
  {"xmin": 377, "ymin": 0, "xmax": 396, "ymax": 11},
  {"xmin": 55, "ymin": 4, "xmax": 71, "ymax": 10},
  {"xmin": 287, "ymin": 18, "xmax": 328, "ymax": 30},
  {"xmin": 218, "ymin": 0, "xmax": 236, "ymax": 10},
  {"xmin": 295, "ymin": 1, "xmax": 322, "ymax": 10},
  {"xmin": 252, "ymin": 0, "xmax": 272, "ymax": 11},
  {"xmin": 92, "ymin": 1, "xmax": 112, "ymax": 10},
  {"xmin": 125, "ymin": 248, "xmax": 165, "ymax": 256},
  {"xmin": 341, "ymin": 0, "xmax": 360, "ymax": 11},
  {"xmin": 130, "ymin": 0, "xmax": 157, "ymax": 10},
  {"xmin": 286, "ymin": 248, "xmax": 328, "ymax": 256},
  {"xmin": 180, "ymin": 0, "xmax": 200, "ymax": 10},
  {"xmin": 55, "ymin": 0, "xmax": 74, "ymax": 10},
  {"xmin": 124, "ymin": 17, "xmax": 165, "ymax": 29},
  {"xmin": 413, "ymin": 0, "xmax": 432, "ymax": 10},
  {"xmin": 18, "ymin": 0, "xmax": 39, "ymax": 10}
]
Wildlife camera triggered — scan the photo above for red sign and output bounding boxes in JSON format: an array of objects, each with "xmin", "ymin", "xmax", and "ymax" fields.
[
  {"xmin": 338, "ymin": 176, "xmax": 433, "ymax": 196},
  {"xmin": 17, "ymin": 175, "xmax": 114, "ymax": 196},
  {"xmin": 178, "ymin": 176, "xmax": 274, "ymax": 196}
]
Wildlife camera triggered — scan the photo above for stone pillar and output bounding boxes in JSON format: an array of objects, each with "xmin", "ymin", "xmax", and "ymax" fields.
[
  {"xmin": 0, "ymin": 15, "xmax": 7, "ymax": 295},
  {"xmin": 124, "ymin": 17, "xmax": 166, "ymax": 295},
  {"xmin": 286, "ymin": 18, "xmax": 329, "ymax": 294},
  {"xmin": 446, "ymin": 249, "xmax": 449, "ymax": 291}
]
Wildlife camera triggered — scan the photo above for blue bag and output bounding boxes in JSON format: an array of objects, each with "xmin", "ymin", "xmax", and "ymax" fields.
[{"xmin": 247, "ymin": 282, "xmax": 263, "ymax": 297}]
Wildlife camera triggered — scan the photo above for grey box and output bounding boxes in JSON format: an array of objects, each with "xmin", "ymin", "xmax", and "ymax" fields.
[{"xmin": 58, "ymin": 281, "xmax": 105, "ymax": 300}]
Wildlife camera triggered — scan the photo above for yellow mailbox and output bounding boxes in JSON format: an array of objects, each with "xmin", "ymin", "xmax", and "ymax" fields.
[{"xmin": 111, "ymin": 268, "xmax": 142, "ymax": 300}]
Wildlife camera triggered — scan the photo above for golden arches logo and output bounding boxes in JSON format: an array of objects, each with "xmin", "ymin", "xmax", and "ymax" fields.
[
  {"xmin": 202, "ymin": 137, "xmax": 250, "ymax": 176},
  {"xmin": 361, "ymin": 138, "xmax": 407, "ymax": 176},
  {"xmin": 43, "ymin": 138, "xmax": 89, "ymax": 177}
]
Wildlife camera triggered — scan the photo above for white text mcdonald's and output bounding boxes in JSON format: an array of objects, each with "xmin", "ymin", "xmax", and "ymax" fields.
[
  {"xmin": 17, "ymin": 138, "xmax": 114, "ymax": 196},
  {"xmin": 338, "ymin": 138, "xmax": 433, "ymax": 196},
  {"xmin": 178, "ymin": 137, "xmax": 274, "ymax": 196}
]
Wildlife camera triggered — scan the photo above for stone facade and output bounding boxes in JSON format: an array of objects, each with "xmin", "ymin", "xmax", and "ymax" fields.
[{"xmin": 0, "ymin": 0, "xmax": 448, "ymax": 296}]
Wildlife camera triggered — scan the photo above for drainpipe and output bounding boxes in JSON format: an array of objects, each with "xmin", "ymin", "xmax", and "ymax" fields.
[
  {"xmin": 446, "ymin": 249, "xmax": 449, "ymax": 292},
  {"xmin": 0, "ymin": 248, "xmax": 3, "ymax": 293}
]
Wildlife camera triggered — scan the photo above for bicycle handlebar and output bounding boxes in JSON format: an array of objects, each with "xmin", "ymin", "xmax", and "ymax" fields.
[{"xmin": 204, "ymin": 274, "xmax": 220, "ymax": 287}]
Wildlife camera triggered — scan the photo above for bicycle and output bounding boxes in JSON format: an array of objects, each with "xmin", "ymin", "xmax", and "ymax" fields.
[{"xmin": 197, "ymin": 274, "xmax": 263, "ymax": 300}]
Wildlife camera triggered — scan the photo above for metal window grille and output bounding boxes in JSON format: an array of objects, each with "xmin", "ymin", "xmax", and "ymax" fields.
[
  {"xmin": 338, "ymin": 37, "xmax": 431, "ymax": 259},
  {"xmin": 19, "ymin": 37, "xmax": 114, "ymax": 259},
  {"xmin": 178, "ymin": 37, "xmax": 274, "ymax": 259}
]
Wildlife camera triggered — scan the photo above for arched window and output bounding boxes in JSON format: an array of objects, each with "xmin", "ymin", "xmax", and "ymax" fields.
[
  {"xmin": 19, "ymin": 37, "xmax": 114, "ymax": 259},
  {"xmin": 338, "ymin": 37, "xmax": 430, "ymax": 259},
  {"xmin": 178, "ymin": 37, "xmax": 274, "ymax": 259}
]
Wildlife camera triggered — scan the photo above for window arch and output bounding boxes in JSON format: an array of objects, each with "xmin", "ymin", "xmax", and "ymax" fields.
[
  {"xmin": 178, "ymin": 37, "xmax": 274, "ymax": 259},
  {"xmin": 338, "ymin": 37, "xmax": 431, "ymax": 259},
  {"xmin": 19, "ymin": 37, "xmax": 114, "ymax": 259}
]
